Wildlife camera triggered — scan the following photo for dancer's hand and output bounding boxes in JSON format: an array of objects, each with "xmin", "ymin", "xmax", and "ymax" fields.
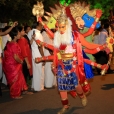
[
  {"xmin": 42, "ymin": 61, "xmax": 45, "ymax": 66},
  {"xmin": 96, "ymin": 9, "xmax": 102, "ymax": 18}
]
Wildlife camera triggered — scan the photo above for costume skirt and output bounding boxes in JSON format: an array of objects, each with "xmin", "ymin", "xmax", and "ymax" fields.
[{"xmin": 57, "ymin": 60, "xmax": 78, "ymax": 91}]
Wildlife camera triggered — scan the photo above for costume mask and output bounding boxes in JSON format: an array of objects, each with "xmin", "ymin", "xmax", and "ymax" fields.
[
  {"xmin": 58, "ymin": 23, "xmax": 66, "ymax": 34},
  {"xmin": 75, "ymin": 16, "xmax": 85, "ymax": 29},
  {"xmin": 82, "ymin": 14, "xmax": 100, "ymax": 29}
]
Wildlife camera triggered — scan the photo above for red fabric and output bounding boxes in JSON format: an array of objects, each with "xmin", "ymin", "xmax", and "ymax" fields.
[
  {"xmin": 10, "ymin": 70, "xmax": 28, "ymax": 98},
  {"xmin": 73, "ymin": 32, "xmax": 91, "ymax": 93},
  {"xmin": 3, "ymin": 42, "xmax": 28, "ymax": 98},
  {"xmin": 59, "ymin": 44, "xmax": 67, "ymax": 50},
  {"xmin": 73, "ymin": 32, "xmax": 85, "ymax": 82},
  {"xmin": 18, "ymin": 38, "xmax": 28, "ymax": 58},
  {"xmin": 61, "ymin": 99, "xmax": 68, "ymax": 105},
  {"xmin": 65, "ymin": 6, "xmax": 78, "ymax": 31},
  {"xmin": 18, "ymin": 37, "xmax": 32, "ymax": 76}
]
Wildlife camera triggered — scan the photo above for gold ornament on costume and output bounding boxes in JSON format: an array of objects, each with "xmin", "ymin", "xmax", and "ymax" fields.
[
  {"xmin": 106, "ymin": 37, "xmax": 114, "ymax": 52},
  {"xmin": 100, "ymin": 68, "xmax": 106, "ymax": 76},
  {"xmin": 45, "ymin": 3, "xmax": 66, "ymax": 20},
  {"xmin": 43, "ymin": 3, "xmax": 67, "ymax": 29},
  {"xmin": 70, "ymin": 2, "xmax": 97, "ymax": 19},
  {"xmin": 32, "ymin": 1, "xmax": 44, "ymax": 17},
  {"xmin": 57, "ymin": 11, "xmax": 68, "ymax": 25},
  {"xmin": 106, "ymin": 27, "xmax": 114, "ymax": 52}
]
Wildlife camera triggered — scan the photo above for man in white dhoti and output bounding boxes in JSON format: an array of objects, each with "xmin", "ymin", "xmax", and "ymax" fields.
[
  {"xmin": 42, "ymin": 30, "xmax": 56, "ymax": 88},
  {"xmin": 28, "ymin": 22, "xmax": 45, "ymax": 91}
]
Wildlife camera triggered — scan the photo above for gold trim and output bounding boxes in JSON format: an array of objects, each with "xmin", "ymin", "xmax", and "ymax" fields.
[
  {"xmin": 57, "ymin": 52, "xmax": 73, "ymax": 60},
  {"xmin": 57, "ymin": 53, "xmax": 62, "ymax": 59},
  {"xmin": 61, "ymin": 53, "xmax": 73, "ymax": 58},
  {"xmin": 81, "ymin": 81, "xmax": 88, "ymax": 86},
  {"xmin": 60, "ymin": 50, "xmax": 65, "ymax": 54}
]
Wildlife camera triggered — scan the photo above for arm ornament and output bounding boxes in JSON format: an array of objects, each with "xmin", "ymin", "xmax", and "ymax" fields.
[
  {"xmin": 35, "ymin": 39, "xmax": 54, "ymax": 50},
  {"xmin": 35, "ymin": 55, "xmax": 54, "ymax": 63}
]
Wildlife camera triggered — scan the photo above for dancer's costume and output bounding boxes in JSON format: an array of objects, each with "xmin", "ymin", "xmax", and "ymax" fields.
[{"xmin": 32, "ymin": 2, "xmax": 110, "ymax": 113}]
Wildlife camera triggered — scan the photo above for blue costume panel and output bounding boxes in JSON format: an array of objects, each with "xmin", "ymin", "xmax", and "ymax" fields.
[{"xmin": 57, "ymin": 60, "xmax": 78, "ymax": 91}]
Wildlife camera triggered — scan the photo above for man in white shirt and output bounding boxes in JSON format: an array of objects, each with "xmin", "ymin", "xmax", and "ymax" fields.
[
  {"xmin": 28, "ymin": 22, "xmax": 45, "ymax": 91},
  {"xmin": 42, "ymin": 30, "xmax": 56, "ymax": 88}
]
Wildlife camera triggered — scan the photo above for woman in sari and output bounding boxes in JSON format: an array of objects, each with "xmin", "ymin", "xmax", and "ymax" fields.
[{"xmin": 3, "ymin": 27, "xmax": 28, "ymax": 99}]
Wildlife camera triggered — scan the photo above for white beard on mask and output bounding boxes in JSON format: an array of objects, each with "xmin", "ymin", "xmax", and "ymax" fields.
[{"xmin": 53, "ymin": 18, "xmax": 73, "ymax": 48}]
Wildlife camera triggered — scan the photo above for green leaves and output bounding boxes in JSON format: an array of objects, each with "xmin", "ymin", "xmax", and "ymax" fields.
[{"xmin": 0, "ymin": 0, "xmax": 113, "ymax": 25}]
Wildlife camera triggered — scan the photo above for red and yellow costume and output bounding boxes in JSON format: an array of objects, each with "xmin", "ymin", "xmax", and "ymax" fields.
[{"xmin": 32, "ymin": 2, "xmax": 110, "ymax": 113}]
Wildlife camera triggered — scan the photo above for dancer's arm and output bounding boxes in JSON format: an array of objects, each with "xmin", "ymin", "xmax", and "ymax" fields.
[{"xmin": 82, "ymin": 10, "xmax": 102, "ymax": 37}]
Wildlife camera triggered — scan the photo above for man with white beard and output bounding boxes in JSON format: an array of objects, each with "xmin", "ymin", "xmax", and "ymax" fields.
[
  {"xmin": 35, "ymin": 12, "xmax": 109, "ymax": 114},
  {"xmin": 52, "ymin": 14, "xmax": 88, "ymax": 114}
]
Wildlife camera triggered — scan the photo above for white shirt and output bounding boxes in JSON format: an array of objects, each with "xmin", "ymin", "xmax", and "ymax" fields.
[{"xmin": 27, "ymin": 29, "xmax": 43, "ymax": 59}]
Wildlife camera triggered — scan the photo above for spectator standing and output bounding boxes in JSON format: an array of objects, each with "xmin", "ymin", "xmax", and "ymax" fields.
[
  {"xmin": 93, "ymin": 23, "xmax": 110, "ymax": 74},
  {"xmin": 42, "ymin": 30, "xmax": 56, "ymax": 88},
  {"xmin": 1, "ymin": 26, "xmax": 12, "ymax": 86},
  {"xmin": 17, "ymin": 26, "xmax": 33, "ymax": 83},
  {"xmin": 2, "ymin": 27, "xmax": 28, "ymax": 99},
  {"xmin": 28, "ymin": 22, "xmax": 45, "ymax": 91}
]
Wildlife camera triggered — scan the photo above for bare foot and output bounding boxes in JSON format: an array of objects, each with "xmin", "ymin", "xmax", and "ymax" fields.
[{"xmin": 13, "ymin": 96, "xmax": 23, "ymax": 99}]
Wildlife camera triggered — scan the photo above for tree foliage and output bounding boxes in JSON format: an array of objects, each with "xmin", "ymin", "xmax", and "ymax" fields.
[
  {"xmin": 0, "ymin": 0, "xmax": 114, "ymax": 25},
  {"xmin": 0, "ymin": 0, "xmax": 38, "ymax": 24},
  {"xmin": 60, "ymin": 0, "xmax": 114, "ymax": 19}
]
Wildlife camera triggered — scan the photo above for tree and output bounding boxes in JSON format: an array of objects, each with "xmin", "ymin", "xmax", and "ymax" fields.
[
  {"xmin": 0, "ymin": 0, "xmax": 38, "ymax": 25},
  {"xmin": 59, "ymin": 0, "xmax": 114, "ymax": 19},
  {"xmin": 0, "ymin": 0, "xmax": 114, "ymax": 25}
]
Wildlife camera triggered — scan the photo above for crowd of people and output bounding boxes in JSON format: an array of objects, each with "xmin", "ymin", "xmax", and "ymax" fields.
[
  {"xmin": 0, "ymin": 2, "xmax": 114, "ymax": 114},
  {"xmin": 0, "ymin": 22, "xmax": 56, "ymax": 99},
  {"xmin": 93, "ymin": 19, "xmax": 114, "ymax": 74}
]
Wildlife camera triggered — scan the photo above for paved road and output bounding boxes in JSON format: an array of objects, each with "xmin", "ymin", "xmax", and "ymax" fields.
[{"xmin": 0, "ymin": 74, "xmax": 114, "ymax": 114}]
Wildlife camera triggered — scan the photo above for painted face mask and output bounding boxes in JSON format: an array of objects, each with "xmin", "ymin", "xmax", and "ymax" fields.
[
  {"xmin": 82, "ymin": 13, "xmax": 100, "ymax": 29},
  {"xmin": 75, "ymin": 16, "xmax": 85, "ymax": 30},
  {"xmin": 47, "ymin": 17, "xmax": 56, "ymax": 29}
]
